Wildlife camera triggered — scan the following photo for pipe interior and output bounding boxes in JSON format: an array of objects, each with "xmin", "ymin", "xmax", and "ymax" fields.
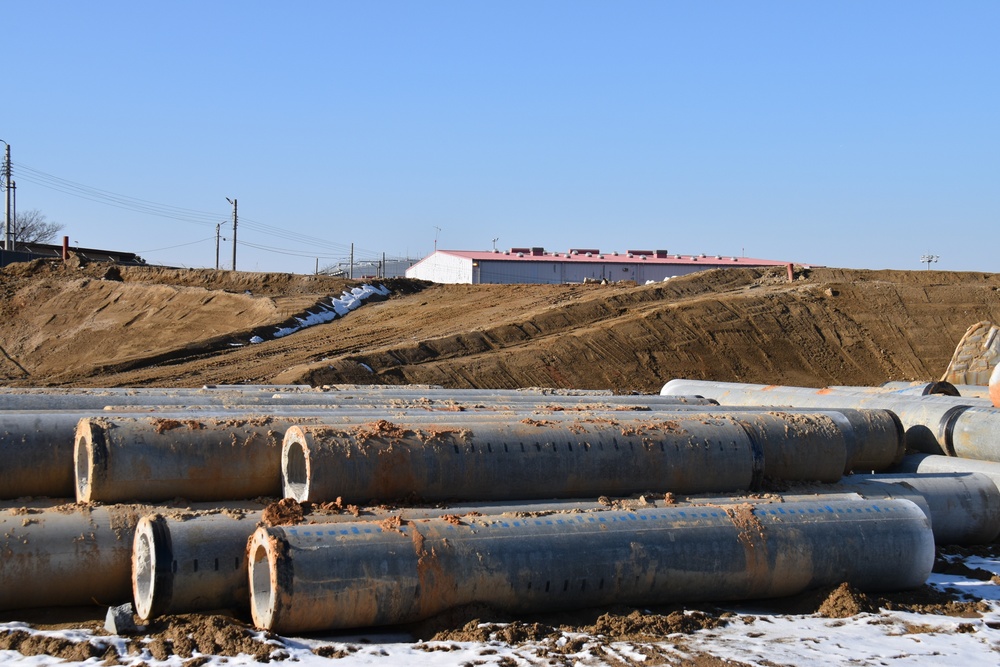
[
  {"xmin": 134, "ymin": 530, "xmax": 155, "ymax": 619},
  {"xmin": 284, "ymin": 440, "xmax": 308, "ymax": 501},
  {"xmin": 249, "ymin": 543, "xmax": 274, "ymax": 628},
  {"xmin": 74, "ymin": 436, "xmax": 90, "ymax": 500}
]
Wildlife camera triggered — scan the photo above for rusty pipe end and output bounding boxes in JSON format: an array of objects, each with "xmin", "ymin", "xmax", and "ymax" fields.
[
  {"xmin": 248, "ymin": 526, "xmax": 286, "ymax": 631},
  {"xmin": 74, "ymin": 418, "xmax": 108, "ymax": 503},
  {"xmin": 281, "ymin": 426, "xmax": 311, "ymax": 502},
  {"xmin": 132, "ymin": 515, "xmax": 173, "ymax": 621}
]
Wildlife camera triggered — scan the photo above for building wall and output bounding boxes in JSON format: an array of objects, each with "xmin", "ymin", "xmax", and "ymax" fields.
[
  {"xmin": 405, "ymin": 252, "xmax": 474, "ymax": 283},
  {"xmin": 477, "ymin": 259, "xmax": 727, "ymax": 284},
  {"xmin": 407, "ymin": 251, "xmax": 785, "ymax": 285}
]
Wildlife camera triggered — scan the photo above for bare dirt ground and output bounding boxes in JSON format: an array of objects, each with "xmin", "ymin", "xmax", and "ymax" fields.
[
  {"xmin": 3, "ymin": 255, "xmax": 1000, "ymax": 664},
  {"xmin": 2, "ymin": 256, "xmax": 999, "ymax": 390}
]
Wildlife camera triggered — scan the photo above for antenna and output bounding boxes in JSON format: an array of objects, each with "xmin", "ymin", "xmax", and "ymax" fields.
[
  {"xmin": 920, "ymin": 253, "xmax": 939, "ymax": 270},
  {"xmin": 434, "ymin": 226, "xmax": 441, "ymax": 252},
  {"xmin": 492, "ymin": 237, "xmax": 499, "ymax": 251}
]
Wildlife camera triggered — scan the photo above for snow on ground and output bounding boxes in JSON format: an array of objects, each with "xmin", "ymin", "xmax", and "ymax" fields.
[
  {"xmin": 3, "ymin": 553, "xmax": 1000, "ymax": 666},
  {"xmin": 267, "ymin": 284, "xmax": 390, "ymax": 341}
]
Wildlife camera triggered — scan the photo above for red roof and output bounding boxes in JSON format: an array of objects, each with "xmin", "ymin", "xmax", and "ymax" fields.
[{"xmin": 434, "ymin": 249, "xmax": 800, "ymax": 266}]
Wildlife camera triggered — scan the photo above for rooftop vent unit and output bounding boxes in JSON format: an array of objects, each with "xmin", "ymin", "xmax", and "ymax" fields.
[
  {"xmin": 531, "ymin": 247, "xmax": 544, "ymax": 256},
  {"xmin": 655, "ymin": 249, "xmax": 669, "ymax": 259},
  {"xmin": 510, "ymin": 247, "xmax": 531, "ymax": 254},
  {"xmin": 627, "ymin": 249, "xmax": 654, "ymax": 256}
]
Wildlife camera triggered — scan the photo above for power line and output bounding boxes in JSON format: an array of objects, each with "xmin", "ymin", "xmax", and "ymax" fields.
[{"xmin": 11, "ymin": 160, "xmax": 388, "ymax": 258}]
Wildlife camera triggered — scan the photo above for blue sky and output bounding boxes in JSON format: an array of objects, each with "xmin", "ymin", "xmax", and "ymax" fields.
[{"xmin": 3, "ymin": 2, "xmax": 997, "ymax": 273}]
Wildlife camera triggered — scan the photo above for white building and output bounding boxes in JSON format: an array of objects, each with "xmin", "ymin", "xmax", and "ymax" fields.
[{"xmin": 405, "ymin": 247, "xmax": 803, "ymax": 285}]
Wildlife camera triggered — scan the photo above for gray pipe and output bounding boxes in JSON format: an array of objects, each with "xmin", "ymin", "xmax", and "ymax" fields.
[
  {"xmin": 660, "ymin": 379, "xmax": 1000, "ymax": 458},
  {"xmin": 283, "ymin": 417, "xmax": 760, "ymax": 503},
  {"xmin": 5, "ymin": 400, "xmax": 894, "ymax": 500},
  {"xmin": 133, "ymin": 469, "xmax": 997, "ymax": 622},
  {"xmin": 133, "ymin": 497, "xmax": 669, "ymax": 620},
  {"xmin": 831, "ymin": 381, "xmax": 962, "ymax": 397},
  {"xmin": 0, "ymin": 505, "xmax": 142, "ymax": 611},
  {"xmin": 75, "ymin": 417, "xmax": 290, "ymax": 502},
  {"xmin": 0, "ymin": 390, "xmax": 717, "ymax": 412},
  {"xmin": 282, "ymin": 411, "xmax": 854, "ymax": 504},
  {"xmin": 949, "ymin": 385, "xmax": 991, "ymax": 399},
  {"xmin": 247, "ymin": 498, "xmax": 933, "ymax": 633},
  {"xmin": 833, "ymin": 472, "xmax": 1000, "ymax": 545},
  {"xmin": 892, "ymin": 453, "xmax": 1000, "ymax": 492}
]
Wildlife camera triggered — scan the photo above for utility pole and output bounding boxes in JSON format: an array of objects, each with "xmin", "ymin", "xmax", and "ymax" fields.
[
  {"xmin": 2, "ymin": 141, "xmax": 11, "ymax": 251},
  {"xmin": 349, "ymin": 243, "xmax": 354, "ymax": 280},
  {"xmin": 226, "ymin": 197, "xmax": 237, "ymax": 271},
  {"xmin": 215, "ymin": 223, "xmax": 221, "ymax": 270}
]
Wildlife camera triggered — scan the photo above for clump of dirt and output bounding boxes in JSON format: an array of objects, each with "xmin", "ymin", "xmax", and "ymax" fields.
[
  {"xmin": 261, "ymin": 498, "xmax": 304, "ymax": 526},
  {"xmin": 140, "ymin": 614, "xmax": 279, "ymax": 661},
  {"xmin": 0, "ymin": 614, "xmax": 282, "ymax": 663},
  {"xmin": 587, "ymin": 609, "xmax": 727, "ymax": 639},
  {"xmin": 0, "ymin": 629, "xmax": 115, "ymax": 662},
  {"xmin": 817, "ymin": 583, "xmax": 880, "ymax": 618}
]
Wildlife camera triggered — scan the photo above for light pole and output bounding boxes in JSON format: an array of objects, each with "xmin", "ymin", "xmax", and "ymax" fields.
[
  {"xmin": 226, "ymin": 197, "xmax": 237, "ymax": 271},
  {"xmin": 1, "ymin": 140, "xmax": 10, "ymax": 251},
  {"xmin": 920, "ymin": 254, "xmax": 939, "ymax": 270}
]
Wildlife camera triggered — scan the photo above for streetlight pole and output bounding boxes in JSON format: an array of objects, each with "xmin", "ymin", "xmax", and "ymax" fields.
[
  {"xmin": 920, "ymin": 254, "xmax": 939, "ymax": 270},
  {"xmin": 1, "ymin": 140, "xmax": 11, "ymax": 251},
  {"xmin": 226, "ymin": 197, "xmax": 237, "ymax": 271}
]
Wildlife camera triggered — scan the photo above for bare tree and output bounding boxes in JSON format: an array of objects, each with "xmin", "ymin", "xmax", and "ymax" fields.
[{"xmin": 13, "ymin": 209, "xmax": 63, "ymax": 244}]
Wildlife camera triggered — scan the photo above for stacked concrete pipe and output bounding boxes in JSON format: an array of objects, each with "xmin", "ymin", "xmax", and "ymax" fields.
[
  {"xmin": 247, "ymin": 498, "xmax": 934, "ymax": 633},
  {"xmin": 281, "ymin": 410, "xmax": 860, "ymax": 504},
  {"xmin": 661, "ymin": 379, "xmax": 1000, "ymax": 462},
  {"xmin": 133, "ymin": 469, "xmax": 999, "ymax": 622}
]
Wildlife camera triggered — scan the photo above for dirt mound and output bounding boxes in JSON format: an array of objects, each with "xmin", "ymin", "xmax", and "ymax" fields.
[{"xmin": 2, "ymin": 262, "xmax": 999, "ymax": 390}]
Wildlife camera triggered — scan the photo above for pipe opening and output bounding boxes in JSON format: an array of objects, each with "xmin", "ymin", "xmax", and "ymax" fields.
[
  {"xmin": 283, "ymin": 440, "xmax": 309, "ymax": 501},
  {"xmin": 75, "ymin": 435, "xmax": 91, "ymax": 501},
  {"xmin": 249, "ymin": 542, "xmax": 274, "ymax": 628},
  {"xmin": 133, "ymin": 530, "xmax": 155, "ymax": 619}
]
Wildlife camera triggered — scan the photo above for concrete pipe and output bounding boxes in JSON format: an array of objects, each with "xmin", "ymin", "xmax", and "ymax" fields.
[
  {"xmin": 830, "ymin": 382, "xmax": 962, "ymax": 397},
  {"xmin": 892, "ymin": 453, "xmax": 1000, "ymax": 493},
  {"xmin": 282, "ymin": 411, "xmax": 854, "ymax": 504},
  {"xmin": 247, "ymin": 498, "xmax": 934, "ymax": 633},
  {"xmin": 949, "ymin": 385, "xmax": 990, "ymax": 400},
  {"xmin": 0, "ymin": 390, "xmax": 718, "ymax": 412},
  {"xmin": 835, "ymin": 472, "xmax": 1000, "ymax": 545},
  {"xmin": 0, "ymin": 412, "xmax": 86, "ymax": 499},
  {"xmin": 133, "ymin": 512, "xmax": 261, "ymax": 620},
  {"xmin": 264, "ymin": 391, "xmax": 720, "ymax": 409},
  {"xmin": 941, "ymin": 406, "xmax": 1000, "ymax": 461},
  {"xmin": 660, "ymin": 379, "xmax": 992, "ymax": 457},
  {"xmin": 75, "ymin": 416, "xmax": 291, "ymax": 503},
  {"xmin": 0, "ymin": 505, "xmax": 142, "ymax": 611},
  {"xmin": 282, "ymin": 417, "xmax": 762, "ymax": 503},
  {"xmin": 134, "ymin": 498, "xmax": 688, "ymax": 620}
]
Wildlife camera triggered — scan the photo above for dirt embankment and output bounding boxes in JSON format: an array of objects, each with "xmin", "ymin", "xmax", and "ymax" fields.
[{"xmin": 1, "ymin": 258, "xmax": 999, "ymax": 390}]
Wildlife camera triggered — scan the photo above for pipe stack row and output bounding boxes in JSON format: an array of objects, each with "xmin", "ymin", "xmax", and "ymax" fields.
[{"xmin": 4, "ymin": 383, "xmax": 997, "ymax": 633}]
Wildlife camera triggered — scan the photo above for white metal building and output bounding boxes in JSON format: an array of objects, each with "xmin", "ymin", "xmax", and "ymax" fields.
[{"xmin": 405, "ymin": 247, "xmax": 804, "ymax": 285}]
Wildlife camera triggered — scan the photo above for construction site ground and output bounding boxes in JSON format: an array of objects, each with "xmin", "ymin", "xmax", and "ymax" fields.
[
  {"xmin": 3, "ymin": 257, "xmax": 1000, "ymax": 391},
  {"xmin": 3, "ymin": 256, "xmax": 1000, "ymax": 666}
]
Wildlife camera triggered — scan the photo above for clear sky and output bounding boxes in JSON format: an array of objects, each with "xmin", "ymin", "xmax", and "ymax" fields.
[{"xmin": 3, "ymin": 2, "xmax": 997, "ymax": 274}]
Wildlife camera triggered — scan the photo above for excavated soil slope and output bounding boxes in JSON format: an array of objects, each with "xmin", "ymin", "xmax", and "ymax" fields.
[{"xmin": 1, "ymin": 258, "xmax": 999, "ymax": 389}]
